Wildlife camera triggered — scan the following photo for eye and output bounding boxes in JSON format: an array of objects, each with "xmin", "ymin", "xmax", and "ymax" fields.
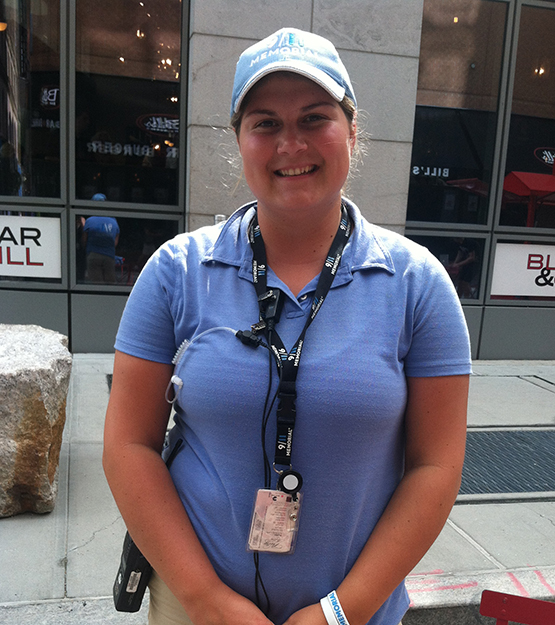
[
  {"xmin": 304, "ymin": 113, "xmax": 326, "ymax": 123},
  {"xmin": 254, "ymin": 118, "xmax": 278, "ymax": 129}
]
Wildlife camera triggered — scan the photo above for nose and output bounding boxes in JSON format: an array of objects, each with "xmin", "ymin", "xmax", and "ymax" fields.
[{"xmin": 276, "ymin": 126, "xmax": 307, "ymax": 155}]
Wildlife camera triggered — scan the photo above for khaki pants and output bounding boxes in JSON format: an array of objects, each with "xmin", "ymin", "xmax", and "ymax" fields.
[
  {"xmin": 148, "ymin": 572, "xmax": 194, "ymax": 625},
  {"xmin": 148, "ymin": 571, "xmax": 403, "ymax": 625}
]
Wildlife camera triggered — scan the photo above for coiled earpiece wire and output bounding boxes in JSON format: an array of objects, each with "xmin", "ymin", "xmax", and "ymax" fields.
[{"xmin": 165, "ymin": 324, "xmax": 276, "ymax": 616}]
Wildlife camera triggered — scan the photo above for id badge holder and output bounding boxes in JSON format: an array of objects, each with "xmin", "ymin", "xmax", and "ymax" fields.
[{"xmin": 247, "ymin": 489, "xmax": 302, "ymax": 554}]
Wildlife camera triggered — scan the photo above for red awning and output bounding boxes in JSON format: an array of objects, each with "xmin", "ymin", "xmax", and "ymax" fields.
[
  {"xmin": 503, "ymin": 171, "xmax": 555, "ymax": 227},
  {"xmin": 504, "ymin": 171, "xmax": 555, "ymax": 197}
]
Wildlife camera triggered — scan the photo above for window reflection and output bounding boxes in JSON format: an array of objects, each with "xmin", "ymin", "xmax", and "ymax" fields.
[
  {"xmin": 407, "ymin": 0, "xmax": 506, "ymax": 225},
  {"xmin": 500, "ymin": 6, "xmax": 555, "ymax": 229},
  {"xmin": 75, "ymin": 0, "xmax": 181, "ymax": 204},
  {"xmin": 407, "ymin": 234, "xmax": 485, "ymax": 300},
  {"xmin": 0, "ymin": 0, "xmax": 60, "ymax": 197},
  {"xmin": 76, "ymin": 214, "xmax": 178, "ymax": 285}
]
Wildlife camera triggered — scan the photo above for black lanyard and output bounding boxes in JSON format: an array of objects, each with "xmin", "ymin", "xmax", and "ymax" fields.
[{"xmin": 248, "ymin": 203, "xmax": 352, "ymax": 469}]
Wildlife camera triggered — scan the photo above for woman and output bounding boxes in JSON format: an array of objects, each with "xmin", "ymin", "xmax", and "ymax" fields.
[{"xmin": 104, "ymin": 28, "xmax": 471, "ymax": 625}]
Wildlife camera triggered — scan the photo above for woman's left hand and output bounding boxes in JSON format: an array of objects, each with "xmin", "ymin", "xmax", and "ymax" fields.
[{"xmin": 282, "ymin": 603, "xmax": 327, "ymax": 625}]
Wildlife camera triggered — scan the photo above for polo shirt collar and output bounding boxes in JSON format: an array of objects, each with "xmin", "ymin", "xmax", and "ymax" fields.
[{"xmin": 202, "ymin": 199, "xmax": 396, "ymax": 288}]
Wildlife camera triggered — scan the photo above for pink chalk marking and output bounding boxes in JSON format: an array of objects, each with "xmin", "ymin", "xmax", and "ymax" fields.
[
  {"xmin": 408, "ymin": 581, "xmax": 478, "ymax": 593},
  {"xmin": 407, "ymin": 569, "xmax": 444, "ymax": 576},
  {"xmin": 534, "ymin": 570, "xmax": 555, "ymax": 595},
  {"xmin": 508, "ymin": 572, "xmax": 529, "ymax": 596}
]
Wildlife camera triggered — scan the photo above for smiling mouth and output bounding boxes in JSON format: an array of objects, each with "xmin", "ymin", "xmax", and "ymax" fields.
[{"xmin": 276, "ymin": 165, "xmax": 317, "ymax": 177}]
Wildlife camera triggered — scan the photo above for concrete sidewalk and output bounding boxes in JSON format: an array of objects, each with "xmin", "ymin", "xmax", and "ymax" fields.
[
  {"xmin": 405, "ymin": 360, "xmax": 555, "ymax": 623},
  {"xmin": 1, "ymin": 355, "xmax": 554, "ymax": 624}
]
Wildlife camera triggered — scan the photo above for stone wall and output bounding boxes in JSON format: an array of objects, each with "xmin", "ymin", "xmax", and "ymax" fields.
[{"xmin": 186, "ymin": 0, "xmax": 425, "ymax": 234}]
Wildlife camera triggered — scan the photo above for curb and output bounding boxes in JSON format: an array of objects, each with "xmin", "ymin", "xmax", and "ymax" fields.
[{"xmin": 405, "ymin": 566, "xmax": 555, "ymax": 624}]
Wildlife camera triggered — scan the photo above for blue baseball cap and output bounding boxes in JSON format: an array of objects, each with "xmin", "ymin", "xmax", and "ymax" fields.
[{"xmin": 231, "ymin": 28, "xmax": 356, "ymax": 117}]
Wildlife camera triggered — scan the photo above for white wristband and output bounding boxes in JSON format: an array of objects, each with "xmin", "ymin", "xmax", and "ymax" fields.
[
  {"xmin": 320, "ymin": 594, "xmax": 338, "ymax": 625},
  {"xmin": 327, "ymin": 590, "xmax": 351, "ymax": 625}
]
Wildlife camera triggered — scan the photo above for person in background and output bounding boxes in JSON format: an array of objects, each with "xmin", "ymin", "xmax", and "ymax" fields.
[
  {"xmin": 103, "ymin": 28, "xmax": 471, "ymax": 625},
  {"xmin": 449, "ymin": 237, "xmax": 478, "ymax": 299},
  {"xmin": 82, "ymin": 193, "xmax": 120, "ymax": 283}
]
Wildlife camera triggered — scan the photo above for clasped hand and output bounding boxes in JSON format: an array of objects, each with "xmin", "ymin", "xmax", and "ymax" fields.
[{"xmin": 188, "ymin": 585, "xmax": 326, "ymax": 625}]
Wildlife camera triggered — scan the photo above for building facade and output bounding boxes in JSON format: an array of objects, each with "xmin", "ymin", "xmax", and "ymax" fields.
[{"xmin": 1, "ymin": 0, "xmax": 555, "ymax": 358}]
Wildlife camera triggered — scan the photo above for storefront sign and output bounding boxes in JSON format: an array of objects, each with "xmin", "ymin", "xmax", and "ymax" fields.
[
  {"xmin": 534, "ymin": 148, "xmax": 555, "ymax": 168},
  {"xmin": 0, "ymin": 215, "xmax": 61, "ymax": 279},
  {"xmin": 31, "ymin": 118, "xmax": 60, "ymax": 129},
  {"xmin": 86, "ymin": 141, "xmax": 178, "ymax": 159},
  {"xmin": 136, "ymin": 114, "xmax": 179, "ymax": 135},
  {"xmin": 412, "ymin": 166, "xmax": 450, "ymax": 177},
  {"xmin": 40, "ymin": 86, "xmax": 60, "ymax": 109},
  {"xmin": 491, "ymin": 243, "xmax": 555, "ymax": 296}
]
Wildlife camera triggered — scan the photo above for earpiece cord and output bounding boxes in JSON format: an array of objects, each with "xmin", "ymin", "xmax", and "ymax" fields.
[
  {"xmin": 253, "ymin": 551, "xmax": 271, "ymax": 614},
  {"xmin": 173, "ymin": 326, "xmax": 238, "ymax": 366},
  {"xmin": 255, "ymin": 327, "xmax": 282, "ymax": 616},
  {"xmin": 255, "ymin": 354, "xmax": 273, "ymax": 616},
  {"xmin": 170, "ymin": 324, "xmax": 274, "ymax": 615}
]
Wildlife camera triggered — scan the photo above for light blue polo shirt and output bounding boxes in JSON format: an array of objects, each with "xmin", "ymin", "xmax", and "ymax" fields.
[{"xmin": 115, "ymin": 199, "xmax": 471, "ymax": 625}]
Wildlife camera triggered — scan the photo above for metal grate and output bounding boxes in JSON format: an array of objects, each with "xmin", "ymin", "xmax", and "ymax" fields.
[{"xmin": 460, "ymin": 430, "xmax": 555, "ymax": 495}]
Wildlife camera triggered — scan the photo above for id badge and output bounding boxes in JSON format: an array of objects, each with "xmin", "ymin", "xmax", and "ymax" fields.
[{"xmin": 247, "ymin": 489, "xmax": 302, "ymax": 554}]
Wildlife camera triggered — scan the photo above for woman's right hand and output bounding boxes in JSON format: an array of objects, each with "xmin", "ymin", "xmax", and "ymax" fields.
[{"xmin": 184, "ymin": 581, "xmax": 274, "ymax": 625}]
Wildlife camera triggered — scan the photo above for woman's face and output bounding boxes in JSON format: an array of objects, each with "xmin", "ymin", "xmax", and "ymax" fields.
[{"xmin": 236, "ymin": 72, "xmax": 356, "ymax": 220}]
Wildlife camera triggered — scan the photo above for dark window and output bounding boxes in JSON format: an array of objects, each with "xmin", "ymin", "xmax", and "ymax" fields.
[
  {"xmin": 500, "ymin": 5, "xmax": 555, "ymax": 229},
  {"xmin": 406, "ymin": 233, "xmax": 485, "ymax": 301},
  {"xmin": 407, "ymin": 0, "xmax": 507, "ymax": 225},
  {"xmin": 0, "ymin": 1, "xmax": 61, "ymax": 198},
  {"xmin": 75, "ymin": 0, "xmax": 181, "ymax": 205}
]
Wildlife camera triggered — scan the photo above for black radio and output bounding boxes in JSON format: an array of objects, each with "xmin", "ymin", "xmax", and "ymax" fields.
[
  {"xmin": 113, "ymin": 437, "xmax": 183, "ymax": 612},
  {"xmin": 113, "ymin": 530, "xmax": 152, "ymax": 612}
]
